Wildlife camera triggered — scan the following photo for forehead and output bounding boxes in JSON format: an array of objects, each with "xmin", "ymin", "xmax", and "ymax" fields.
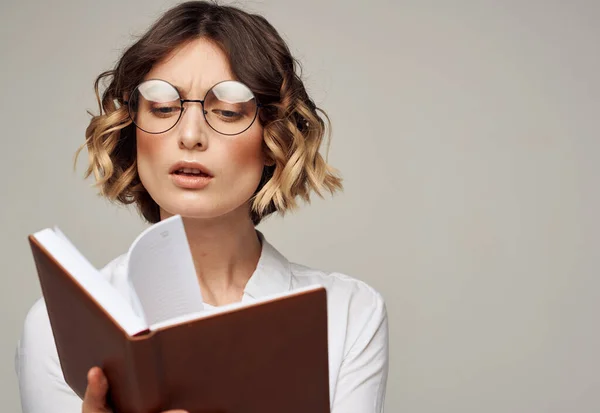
[{"xmin": 144, "ymin": 37, "xmax": 235, "ymax": 95}]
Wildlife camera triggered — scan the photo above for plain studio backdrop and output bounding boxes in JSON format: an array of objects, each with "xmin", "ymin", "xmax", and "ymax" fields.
[{"xmin": 1, "ymin": 0, "xmax": 599, "ymax": 411}]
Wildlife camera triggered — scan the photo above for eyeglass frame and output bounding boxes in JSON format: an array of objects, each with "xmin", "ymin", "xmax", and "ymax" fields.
[{"xmin": 123, "ymin": 78, "xmax": 263, "ymax": 136}]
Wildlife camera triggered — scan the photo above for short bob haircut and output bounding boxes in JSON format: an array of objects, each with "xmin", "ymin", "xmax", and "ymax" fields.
[{"xmin": 75, "ymin": 0, "xmax": 342, "ymax": 225}]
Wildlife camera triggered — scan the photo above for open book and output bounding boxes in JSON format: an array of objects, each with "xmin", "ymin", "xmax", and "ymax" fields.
[{"xmin": 29, "ymin": 216, "xmax": 330, "ymax": 413}]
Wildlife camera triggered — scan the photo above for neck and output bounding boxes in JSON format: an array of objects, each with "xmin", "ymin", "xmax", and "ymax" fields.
[{"xmin": 160, "ymin": 205, "xmax": 262, "ymax": 306}]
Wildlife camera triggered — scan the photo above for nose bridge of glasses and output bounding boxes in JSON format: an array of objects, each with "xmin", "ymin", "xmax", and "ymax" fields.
[
  {"xmin": 179, "ymin": 99, "xmax": 209, "ymax": 131},
  {"xmin": 181, "ymin": 99, "xmax": 205, "ymax": 107},
  {"xmin": 182, "ymin": 99, "xmax": 205, "ymax": 104},
  {"xmin": 181, "ymin": 99, "xmax": 207, "ymax": 115}
]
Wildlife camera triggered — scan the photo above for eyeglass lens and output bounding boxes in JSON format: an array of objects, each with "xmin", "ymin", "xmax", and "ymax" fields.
[{"xmin": 128, "ymin": 79, "xmax": 258, "ymax": 135}]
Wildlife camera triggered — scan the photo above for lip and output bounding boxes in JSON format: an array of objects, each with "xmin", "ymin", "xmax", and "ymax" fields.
[
  {"xmin": 169, "ymin": 160, "xmax": 213, "ymax": 176},
  {"xmin": 170, "ymin": 173, "xmax": 212, "ymax": 189},
  {"xmin": 169, "ymin": 160, "xmax": 213, "ymax": 189}
]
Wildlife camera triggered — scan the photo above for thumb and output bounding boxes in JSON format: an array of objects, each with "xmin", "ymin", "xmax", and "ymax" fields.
[{"xmin": 82, "ymin": 367, "xmax": 111, "ymax": 413}]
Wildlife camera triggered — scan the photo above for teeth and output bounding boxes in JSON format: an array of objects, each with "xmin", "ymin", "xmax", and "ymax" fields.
[{"xmin": 178, "ymin": 168, "xmax": 202, "ymax": 174}]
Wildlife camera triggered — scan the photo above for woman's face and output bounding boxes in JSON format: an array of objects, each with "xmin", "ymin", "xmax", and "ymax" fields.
[{"xmin": 135, "ymin": 37, "xmax": 267, "ymax": 222}]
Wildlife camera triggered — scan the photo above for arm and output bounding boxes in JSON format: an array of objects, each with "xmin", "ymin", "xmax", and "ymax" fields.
[
  {"xmin": 331, "ymin": 289, "xmax": 389, "ymax": 413},
  {"xmin": 15, "ymin": 298, "xmax": 83, "ymax": 413}
]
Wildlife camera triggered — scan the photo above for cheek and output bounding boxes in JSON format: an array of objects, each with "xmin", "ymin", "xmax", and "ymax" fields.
[
  {"xmin": 137, "ymin": 129, "xmax": 175, "ymax": 169},
  {"xmin": 136, "ymin": 132, "xmax": 160, "ymax": 161},
  {"xmin": 136, "ymin": 131, "xmax": 170, "ymax": 186},
  {"xmin": 223, "ymin": 128, "xmax": 265, "ymax": 170}
]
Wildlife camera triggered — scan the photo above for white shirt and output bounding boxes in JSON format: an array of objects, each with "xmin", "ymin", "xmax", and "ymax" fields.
[{"xmin": 15, "ymin": 233, "xmax": 389, "ymax": 413}]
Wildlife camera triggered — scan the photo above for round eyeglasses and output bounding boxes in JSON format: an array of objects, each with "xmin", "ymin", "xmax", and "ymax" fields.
[{"xmin": 124, "ymin": 79, "xmax": 261, "ymax": 136}]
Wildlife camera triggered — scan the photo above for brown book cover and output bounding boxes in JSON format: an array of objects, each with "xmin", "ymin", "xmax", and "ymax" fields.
[{"xmin": 28, "ymin": 233, "xmax": 330, "ymax": 413}]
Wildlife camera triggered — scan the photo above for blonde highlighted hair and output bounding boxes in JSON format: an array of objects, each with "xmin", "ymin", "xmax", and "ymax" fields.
[{"xmin": 75, "ymin": 1, "xmax": 342, "ymax": 225}]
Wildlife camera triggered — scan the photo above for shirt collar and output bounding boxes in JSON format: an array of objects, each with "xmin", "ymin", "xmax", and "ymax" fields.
[{"xmin": 243, "ymin": 231, "xmax": 293, "ymax": 299}]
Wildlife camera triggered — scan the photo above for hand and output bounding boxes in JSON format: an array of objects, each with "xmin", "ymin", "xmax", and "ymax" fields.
[{"xmin": 82, "ymin": 366, "xmax": 188, "ymax": 413}]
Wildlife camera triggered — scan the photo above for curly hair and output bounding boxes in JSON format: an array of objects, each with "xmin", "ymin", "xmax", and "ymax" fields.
[{"xmin": 75, "ymin": 0, "xmax": 342, "ymax": 225}]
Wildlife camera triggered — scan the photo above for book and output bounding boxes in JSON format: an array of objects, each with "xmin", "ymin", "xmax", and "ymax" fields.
[{"xmin": 28, "ymin": 215, "xmax": 330, "ymax": 413}]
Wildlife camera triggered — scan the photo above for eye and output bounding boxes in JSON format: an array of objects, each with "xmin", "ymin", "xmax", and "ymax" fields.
[
  {"xmin": 212, "ymin": 109, "xmax": 243, "ymax": 120},
  {"xmin": 150, "ymin": 106, "xmax": 181, "ymax": 117},
  {"xmin": 219, "ymin": 110, "xmax": 239, "ymax": 117}
]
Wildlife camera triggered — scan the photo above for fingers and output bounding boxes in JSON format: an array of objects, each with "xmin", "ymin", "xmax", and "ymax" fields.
[
  {"xmin": 81, "ymin": 366, "xmax": 189, "ymax": 413},
  {"xmin": 82, "ymin": 367, "xmax": 111, "ymax": 413}
]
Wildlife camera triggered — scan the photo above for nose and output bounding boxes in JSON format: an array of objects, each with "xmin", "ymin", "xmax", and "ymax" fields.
[{"xmin": 177, "ymin": 102, "xmax": 209, "ymax": 150}]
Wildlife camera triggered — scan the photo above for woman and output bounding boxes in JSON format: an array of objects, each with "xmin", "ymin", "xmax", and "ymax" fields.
[{"xmin": 15, "ymin": 2, "xmax": 388, "ymax": 412}]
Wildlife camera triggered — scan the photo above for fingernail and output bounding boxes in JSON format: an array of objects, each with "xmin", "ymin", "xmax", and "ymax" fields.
[
  {"xmin": 87, "ymin": 368, "xmax": 95, "ymax": 382},
  {"xmin": 88, "ymin": 367, "xmax": 101, "ymax": 383}
]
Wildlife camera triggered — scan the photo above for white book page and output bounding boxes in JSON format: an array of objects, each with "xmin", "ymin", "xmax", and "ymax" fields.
[
  {"xmin": 126, "ymin": 215, "xmax": 205, "ymax": 326},
  {"xmin": 149, "ymin": 284, "xmax": 324, "ymax": 331},
  {"xmin": 33, "ymin": 228, "xmax": 147, "ymax": 336}
]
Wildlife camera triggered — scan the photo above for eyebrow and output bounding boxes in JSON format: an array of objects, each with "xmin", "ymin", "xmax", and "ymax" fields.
[{"xmin": 165, "ymin": 79, "xmax": 236, "ymax": 99}]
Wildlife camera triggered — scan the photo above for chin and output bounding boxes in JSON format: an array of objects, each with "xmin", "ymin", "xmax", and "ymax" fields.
[
  {"xmin": 146, "ymin": 181, "xmax": 257, "ymax": 222},
  {"xmin": 160, "ymin": 203, "xmax": 221, "ymax": 220},
  {"xmin": 158, "ymin": 197, "xmax": 250, "ymax": 222}
]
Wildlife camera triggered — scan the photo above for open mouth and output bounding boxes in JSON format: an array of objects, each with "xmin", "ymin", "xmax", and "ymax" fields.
[{"xmin": 172, "ymin": 168, "xmax": 211, "ymax": 177}]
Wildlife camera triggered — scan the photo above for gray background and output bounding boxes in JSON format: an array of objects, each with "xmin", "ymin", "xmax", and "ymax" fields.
[{"xmin": 1, "ymin": 0, "xmax": 599, "ymax": 411}]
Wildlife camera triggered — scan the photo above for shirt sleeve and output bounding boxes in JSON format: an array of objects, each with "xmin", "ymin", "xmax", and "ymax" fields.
[
  {"xmin": 331, "ymin": 287, "xmax": 389, "ymax": 413},
  {"xmin": 15, "ymin": 298, "xmax": 82, "ymax": 413}
]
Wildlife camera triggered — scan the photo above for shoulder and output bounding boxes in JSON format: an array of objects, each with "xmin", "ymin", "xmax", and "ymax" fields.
[
  {"xmin": 290, "ymin": 261, "xmax": 386, "ymax": 312},
  {"xmin": 289, "ymin": 262, "xmax": 387, "ymax": 355},
  {"xmin": 19, "ymin": 297, "xmax": 55, "ymax": 354}
]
